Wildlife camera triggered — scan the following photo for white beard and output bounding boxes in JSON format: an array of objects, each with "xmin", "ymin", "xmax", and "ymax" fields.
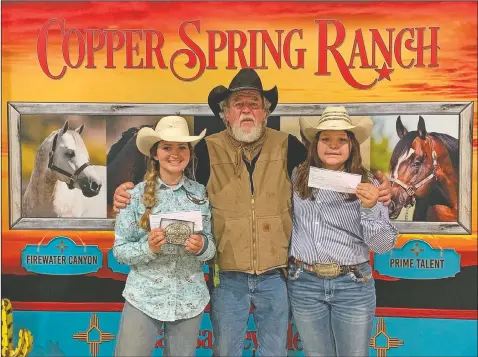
[{"xmin": 229, "ymin": 116, "xmax": 266, "ymax": 143}]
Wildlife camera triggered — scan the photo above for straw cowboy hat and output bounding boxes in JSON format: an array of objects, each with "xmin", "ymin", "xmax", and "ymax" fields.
[
  {"xmin": 208, "ymin": 68, "xmax": 278, "ymax": 119},
  {"xmin": 299, "ymin": 106, "xmax": 373, "ymax": 144},
  {"xmin": 136, "ymin": 116, "xmax": 206, "ymax": 156}
]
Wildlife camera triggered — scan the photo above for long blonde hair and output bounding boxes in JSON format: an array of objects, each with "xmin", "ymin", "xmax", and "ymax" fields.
[{"xmin": 138, "ymin": 141, "xmax": 198, "ymax": 231}]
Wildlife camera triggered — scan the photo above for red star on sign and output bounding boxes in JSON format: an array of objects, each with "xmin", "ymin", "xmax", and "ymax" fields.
[{"xmin": 375, "ymin": 63, "xmax": 394, "ymax": 81}]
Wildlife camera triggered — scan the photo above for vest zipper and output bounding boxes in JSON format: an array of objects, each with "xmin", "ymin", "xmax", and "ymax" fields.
[{"xmin": 251, "ymin": 194, "xmax": 256, "ymax": 270}]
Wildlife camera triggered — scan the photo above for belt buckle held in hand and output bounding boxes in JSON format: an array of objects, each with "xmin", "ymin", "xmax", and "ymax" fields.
[{"xmin": 313, "ymin": 262, "xmax": 340, "ymax": 278}]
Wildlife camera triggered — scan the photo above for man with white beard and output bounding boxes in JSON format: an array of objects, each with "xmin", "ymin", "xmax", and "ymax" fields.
[
  {"xmin": 196, "ymin": 69, "xmax": 306, "ymax": 356},
  {"xmin": 113, "ymin": 68, "xmax": 392, "ymax": 356}
]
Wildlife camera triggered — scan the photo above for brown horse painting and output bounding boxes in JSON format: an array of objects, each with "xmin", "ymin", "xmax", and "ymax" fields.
[{"xmin": 388, "ymin": 116, "xmax": 459, "ymax": 222}]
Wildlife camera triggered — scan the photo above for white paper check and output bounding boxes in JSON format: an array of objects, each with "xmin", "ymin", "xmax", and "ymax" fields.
[
  {"xmin": 308, "ymin": 167, "xmax": 361, "ymax": 194},
  {"xmin": 149, "ymin": 210, "xmax": 203, "ymax": 232}
]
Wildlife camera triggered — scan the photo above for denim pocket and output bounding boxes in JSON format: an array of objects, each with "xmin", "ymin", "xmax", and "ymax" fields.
[{"xmin": 347, "ymin": 263, "xmax": 374, "ymax": 284}]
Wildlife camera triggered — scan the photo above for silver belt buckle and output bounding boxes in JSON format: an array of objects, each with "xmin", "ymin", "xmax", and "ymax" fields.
[
  {"xmin": 313, "ymin": 262, "xmax": 341, "ymax": 278},
  {"xmin": 165, "ymin": 222, "xmax": 192, "ymax": 245}
]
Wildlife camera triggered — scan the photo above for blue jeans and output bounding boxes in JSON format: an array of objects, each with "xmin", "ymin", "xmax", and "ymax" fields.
[
  {"xmin": 114, "ymin": 300, "xmax": 203, "ymax": 357},
  {"xmin": 287, "ymin": 262, "xmax": 376, "ymax": 357},
  {"xmin": 210, "ymin": 270, "xmax": 289, "ymax": 357}
]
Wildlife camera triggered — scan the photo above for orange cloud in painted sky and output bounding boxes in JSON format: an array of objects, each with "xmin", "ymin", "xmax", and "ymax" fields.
[
  {"xmin": 2, "ymin": 2, "xmax": 477, "ymax": 53},
  {"xmin": 2, "ymin": 2, "xmax": 476, "ymax": 98}
]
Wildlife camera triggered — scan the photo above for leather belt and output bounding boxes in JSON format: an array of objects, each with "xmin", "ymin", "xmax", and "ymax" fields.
[{"xmin": 291, "ymin": 257, "xmax": 365, "ymax": 279}]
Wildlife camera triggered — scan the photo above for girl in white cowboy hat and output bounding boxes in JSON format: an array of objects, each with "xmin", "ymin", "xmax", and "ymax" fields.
[
  {"xmin": 287, "ymin": 106, "xmax": 398, "ymax": 357},
  {"xmin": 112, "ymin": 116, "xmax": 216, "ymax": 357}
]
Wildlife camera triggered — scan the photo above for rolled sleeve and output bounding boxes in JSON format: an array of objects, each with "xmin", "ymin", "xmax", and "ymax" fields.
[{"xmin": 360, "ymin": 202, "xmax": 399, "ymax": 254}]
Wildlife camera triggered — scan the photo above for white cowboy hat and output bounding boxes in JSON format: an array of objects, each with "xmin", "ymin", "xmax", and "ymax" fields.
[
  {"xmin": 299, "ymin": 106, "xmax": 373, "ymax": 144},
  {"xmin": 136, "ymin": 116, "xmax": 206, "ymax": 156}
]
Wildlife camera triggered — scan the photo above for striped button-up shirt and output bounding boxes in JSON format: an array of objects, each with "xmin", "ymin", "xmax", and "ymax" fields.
[{"xmin": 289, "ymin": 169, "xmax": 399, "ymax": 265}]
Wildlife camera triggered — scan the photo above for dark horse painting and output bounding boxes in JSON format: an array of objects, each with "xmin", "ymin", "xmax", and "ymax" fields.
[
  {"xmin": 105, "ymin": 116, "xmax": 228, "ymax": 216},
  {"xmin": 106, "ymin": 125, "xmax": 151, "ymax": 217},
  {"xmin": 388, "ymin": 116, "xmax": 459, "ymax": 222},
  {"xmin": 105, "ymin": 115, "xmax": 245, "ymax": 216}
]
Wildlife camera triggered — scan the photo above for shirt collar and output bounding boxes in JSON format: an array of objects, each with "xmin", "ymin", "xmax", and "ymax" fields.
[{"xmin": 157, "ymin": 175, "xmax": 186, "ymax": 191}]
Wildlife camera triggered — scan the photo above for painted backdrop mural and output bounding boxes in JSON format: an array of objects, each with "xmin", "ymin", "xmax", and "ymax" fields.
[{"xmin": 1, "ymin": 1, "xmax": 477, "ymax": 357}]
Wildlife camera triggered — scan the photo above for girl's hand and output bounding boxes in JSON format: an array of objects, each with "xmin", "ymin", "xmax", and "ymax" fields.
[
  {"xmin": 356, "ymin": 183, "xmax": 379, "ymax": 209},
  {"xmin": 148, "ymin": 228, "xmax": 166, "ymax": 253},
  {"xmin": 185, "ymin": 234, "xmax": 204, "ymax": 254}
]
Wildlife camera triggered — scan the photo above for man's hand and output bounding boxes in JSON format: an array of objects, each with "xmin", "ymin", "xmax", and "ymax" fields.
[
  {"xmin": 113, "ymin": 182, "xmax": 135, "ymax": 213},
  {"xmin": 185, "ymin": 235, "xmax": 204, "ymax": 255},
  {"xmin": 375, "ymin": 170, "xmax": 392, "ymax": 206}
]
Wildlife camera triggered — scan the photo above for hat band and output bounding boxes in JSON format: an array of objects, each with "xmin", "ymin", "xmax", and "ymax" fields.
[
  {"xmin": 155, "ymin": 127, "xmax": 191, "ymax": 138},
  {"xmin": 230, "ymin": 86, "xmax": 263, "ymax": 92},
  {"xmin": 318, "ymin": 112, "xmax": 353, "ymax": 125}
]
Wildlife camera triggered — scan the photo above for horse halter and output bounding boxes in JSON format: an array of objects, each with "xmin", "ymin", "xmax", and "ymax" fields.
[
  {"xmin": 390, "ymin": 136, "xmax": 438, "ymax": 207},
  {"xmin": 47, "ymin": 133, "xmax": 91, "ymax": 190}
]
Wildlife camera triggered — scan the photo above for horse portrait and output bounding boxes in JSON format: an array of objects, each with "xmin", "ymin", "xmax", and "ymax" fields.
[
  {"xmin": 106, "ymin": 125, "xmax": 151, "ymax": 217},
  {"xmin": 22, "ymin": 121, "xmax": 107, "ymax": 218},
  {"xmin": 388, "ymin": 115, "xmax": 459, "ymax": 222},
  {"xmin": 105, "ymin": 116, "xmax": 204, "ymax": 217}
]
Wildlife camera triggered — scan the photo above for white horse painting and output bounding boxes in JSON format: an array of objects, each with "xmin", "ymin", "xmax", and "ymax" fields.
[{"xmin": 22, "ymin": 121, "xmax": 107, "ymax": 218}]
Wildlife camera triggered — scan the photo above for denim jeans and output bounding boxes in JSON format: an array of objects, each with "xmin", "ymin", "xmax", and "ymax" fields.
[
  {"xmin": 287, "ymin": 262, "xmax": 376, "ymax": 357},
  {"xmin": 210, "ymin": 270, "xmax": 289, "ymax": 357},
  {"xmin": 114, "ymin": 300, "xmax": 203, "ymax": 357}
]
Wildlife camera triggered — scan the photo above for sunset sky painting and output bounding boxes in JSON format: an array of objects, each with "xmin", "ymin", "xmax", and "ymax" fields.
[{"xmin": 2, "ymin": 1, "xmax": 477, "ymax": 277}]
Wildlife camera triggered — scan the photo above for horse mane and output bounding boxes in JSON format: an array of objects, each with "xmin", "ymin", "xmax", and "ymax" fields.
[
  {"xmin": 107, "ymin": 125, "xmax": 152, "ymax": 164},
  {"xmin": 107, "ymin": 127, "xmax": 140, "ymax": 164},
  {"xmin": 106, "ymin": 124, "xmax": 153, "ymax": 206},
  {"xmin": 390, "ymin": 131, "xmax": 459, "ymax": 172},
  {"xmin": 429, "ymin": 132, "xmax": 459, "ymax": 170}
]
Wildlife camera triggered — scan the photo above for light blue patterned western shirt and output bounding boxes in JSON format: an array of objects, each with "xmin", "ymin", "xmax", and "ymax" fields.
[{"xmin": 113, "ymin": 176, "xmax": 216, "ymax": 322}]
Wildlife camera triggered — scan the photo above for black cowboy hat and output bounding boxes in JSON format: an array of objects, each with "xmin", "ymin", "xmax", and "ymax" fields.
[{"xmin": 208, "ymin": 68, "xmax": 278, "ymax": 119}]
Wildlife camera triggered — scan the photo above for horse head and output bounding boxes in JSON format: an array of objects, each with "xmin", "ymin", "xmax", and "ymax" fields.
[
  {"xmin": 106, "ymin": 125, "xmax": 150, "ymax": 207},
  {"xmin": 388, "ymin": 115, "xmax": 438, "ymax": 218},
  {"xmin": 48, "ymin": 121, "xmax": 102, "ymax": 197}
]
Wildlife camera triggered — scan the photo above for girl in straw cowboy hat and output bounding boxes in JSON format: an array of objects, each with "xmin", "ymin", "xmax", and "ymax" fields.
[
  {"xmin": 113, "ymin": 116, "xmax": 216, "ymax": 357},
  {"xmin": 287, "ymin": 107, "xmax": 398, "ymax": 357}
]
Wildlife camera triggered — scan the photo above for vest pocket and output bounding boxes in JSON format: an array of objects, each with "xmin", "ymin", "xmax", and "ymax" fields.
[
  {"xmin": 214, "ymin": 214, "xmax": 252, "ymax": 271},
  {"xmin": 257, "ymin": 211, "xmax": 291, "ymax": 271}
]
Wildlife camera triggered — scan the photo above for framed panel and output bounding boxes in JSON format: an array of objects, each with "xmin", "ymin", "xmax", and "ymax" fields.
[{"xmin": 8, "ymin": 101, "xmax": 473, "ymax": 233}]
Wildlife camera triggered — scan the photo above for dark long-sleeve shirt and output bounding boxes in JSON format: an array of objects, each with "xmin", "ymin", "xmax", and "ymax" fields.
[{"xmin": 193, "ymin": 133, "xmax": 308, "ymax": 190}]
